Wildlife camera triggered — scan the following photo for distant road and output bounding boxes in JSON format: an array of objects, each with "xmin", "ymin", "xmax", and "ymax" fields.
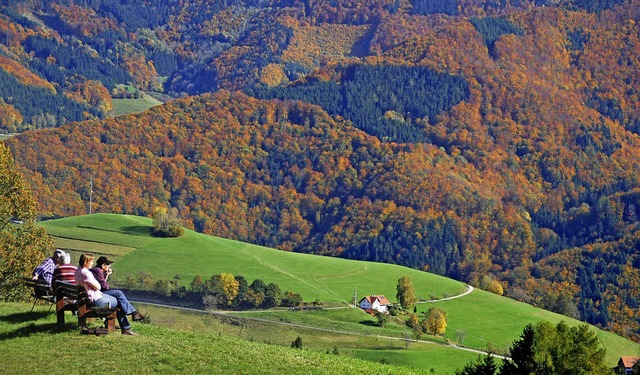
[{"xmin": 420, "ymin": 284, "xmax": 474, "ymax": 303}]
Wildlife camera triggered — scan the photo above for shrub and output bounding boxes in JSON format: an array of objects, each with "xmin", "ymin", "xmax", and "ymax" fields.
[{"xmin": 152, "ymin": 207, "xmax": 184, "ymax": 237}]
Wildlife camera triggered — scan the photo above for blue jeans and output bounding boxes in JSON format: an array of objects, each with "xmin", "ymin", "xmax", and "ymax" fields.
[
  {"xmin": 93, "ymin": 293, "xmax": 131, "ymax": 330},
  {"xmin": 103, "ymin": 289, "xmax": 136, "ymax": 315}
]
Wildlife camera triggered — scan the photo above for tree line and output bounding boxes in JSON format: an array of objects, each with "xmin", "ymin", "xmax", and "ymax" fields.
[{"xmin": 125, "ymin": 271, "xmax": 304, "ymax": 310}]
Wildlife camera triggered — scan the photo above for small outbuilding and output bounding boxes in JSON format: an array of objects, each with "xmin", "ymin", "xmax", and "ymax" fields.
[
  {"xmin": 358, "ymin": 295, "xmax": 391, "ymax": 314},
  {"xmin": 617, "ymin": 356, "xmax": 640, "ymax": 374}
]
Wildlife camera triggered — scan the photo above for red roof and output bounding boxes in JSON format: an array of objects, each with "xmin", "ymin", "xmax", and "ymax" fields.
[
  {"xmin": 363, "ymin": 295, "xmax": 391, "ymax": 305},
  {"xmin": 620, "ymin": 356, "xmax": 640, "ymax": 368}
]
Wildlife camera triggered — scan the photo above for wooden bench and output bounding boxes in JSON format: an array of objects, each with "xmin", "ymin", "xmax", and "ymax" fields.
[
  {"xmin": 23, "ymin": 277, "xmax": 55, "ymax": 312},
  {"xmin": 55, "ymin": 280, "xmax": 119, "ymax": 333}
]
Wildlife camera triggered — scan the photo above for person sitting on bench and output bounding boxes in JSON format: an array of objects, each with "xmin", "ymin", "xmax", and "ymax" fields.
[
  {"xmin": 75, "ymin": 253, "xmax": 138, "ymax": 335},
  {"xmin": 90, "ymin": 256, "xmax": 144, "ymax": 322},
  {"xmin": 53, "ymin": 251, "xmax": 76, "ymax": 285},
  {"xmin": 32, "ymin": 249, "xmax": 64, "ymax": 293}
]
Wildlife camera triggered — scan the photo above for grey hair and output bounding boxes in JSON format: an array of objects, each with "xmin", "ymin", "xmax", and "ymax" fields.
[{"xmin": 60, "ymin": 251, "xmax": 71, "ymax": 265}]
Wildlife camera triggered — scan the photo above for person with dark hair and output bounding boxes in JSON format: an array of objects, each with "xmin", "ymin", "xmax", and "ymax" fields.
[
  {"xmin": 75, "ymin": 254, "xmax": 139, "ymax": 335},
  {"xmin": 90, "ymin": 256, "xmax": 144, "ymax": 322},
  {"xmin": 32, "ymin": 249, "xmax": 64, "ymax": 287}
]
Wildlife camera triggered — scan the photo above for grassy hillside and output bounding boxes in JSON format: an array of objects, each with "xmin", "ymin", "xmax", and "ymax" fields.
[
  {"xmin": 40, "ymin": 214, "xmax": 468, "ymax": 304},
  {"xmin": 37, "ymin": 213, "xmax": 640, "ymax": 369},
  {"xmin": 135, "ymin": 303, "xmax": 484, "ymax": 374},
  {"xmin": 0, "ymin": 303, "xmax": 426, "ymax": 375},
  {"xmin": 109, "ymin": 95, "xmax": 163, "ymax": 118}
]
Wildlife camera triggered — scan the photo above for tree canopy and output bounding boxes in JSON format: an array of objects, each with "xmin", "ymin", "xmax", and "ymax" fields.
[{"xmin": 0, "ymin": 143, "xmax": 53, "ymax": 301}]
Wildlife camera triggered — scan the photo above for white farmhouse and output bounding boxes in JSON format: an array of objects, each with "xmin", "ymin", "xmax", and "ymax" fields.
[{"xmin": 358, "ymin": 295, "xmax": 391, "ymax": 314}]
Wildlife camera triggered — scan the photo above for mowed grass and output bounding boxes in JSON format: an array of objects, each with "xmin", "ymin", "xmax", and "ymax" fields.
[
  {"xmin": 0, "ymin": 303, "xmax": 428, "ymax": 375},
  {"xmin": 124, "ymin": 303, "xmax": 483, "ymax": 375},
  {"xmin": 54, "ymin": 237, "xmax": 135, "ymax": 260},
  {"xmin": 109, "ymin": 95, "xmax": 162, "ymax": 117},
  {"xmin": 39, "ymin": 214, "xmax": 467, "ymax": 304},
  {"xmin": 37, "ymin": 213, "xmax": 640, "ymax": 368}
]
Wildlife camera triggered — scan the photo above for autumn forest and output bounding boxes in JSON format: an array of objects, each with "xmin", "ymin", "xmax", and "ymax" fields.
[{"xmin": 1, "ymin": 0, "xmax": 640, "ymax": 342}]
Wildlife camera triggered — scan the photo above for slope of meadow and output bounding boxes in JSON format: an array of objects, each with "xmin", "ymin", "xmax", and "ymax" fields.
[
  {"xmin": 0, "ymin": 303, "xmax": 426, "ymax": 375},
  {"xmin": 37, "ymin": 213, "xmax": 640, "ymax": 368},
  {"xmin": 40, "ymin": 213, "xmax": 467, "ymax": 304}
]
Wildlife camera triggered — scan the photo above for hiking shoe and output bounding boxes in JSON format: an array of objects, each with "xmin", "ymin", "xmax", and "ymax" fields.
[{"xmin": 131, "ymin": 312, "xmax": 145, "ymax": 321}]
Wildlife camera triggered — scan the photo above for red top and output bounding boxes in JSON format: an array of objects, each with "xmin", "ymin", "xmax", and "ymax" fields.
[{"xmin": 53, "ymin": 264, "xmax": 77, "ymax": 285}]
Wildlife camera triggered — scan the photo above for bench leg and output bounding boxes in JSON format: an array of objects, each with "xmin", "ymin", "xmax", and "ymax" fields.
[
  {"xmin": 57, "ymin": 308, "xmax": 66, "ymax": 326},
  {"xmin": 78, "ymin": 316, "xmax": 87, "ymax": 329},
  {"xmin": 105, "ymin": 313, "xmax": 116, "ymax": 333}
]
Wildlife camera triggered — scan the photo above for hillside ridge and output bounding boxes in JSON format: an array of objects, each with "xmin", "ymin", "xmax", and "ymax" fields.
[{"xmin": 2, "ymin": 0, "xmax": 640, "ymax": 342}]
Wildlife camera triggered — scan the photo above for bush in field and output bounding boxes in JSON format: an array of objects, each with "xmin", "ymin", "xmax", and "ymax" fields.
[{"xmin": 152, "ymin": 207, "xmax": 184, "ymax": 237}]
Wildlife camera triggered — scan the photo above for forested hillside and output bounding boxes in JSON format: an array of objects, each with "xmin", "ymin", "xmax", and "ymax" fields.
[{"xmin": 2, "ymin": 0, "xmax": 640, "ymax": 343}]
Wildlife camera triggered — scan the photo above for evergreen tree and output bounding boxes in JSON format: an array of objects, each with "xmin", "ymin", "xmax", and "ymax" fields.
[
  {"xmin": 499, "ymin": 321, "xmax": 610, "ymax": 375},
  {"xmin": 455, "ymin": 354, "xmax": 498, "ymax": 375}
]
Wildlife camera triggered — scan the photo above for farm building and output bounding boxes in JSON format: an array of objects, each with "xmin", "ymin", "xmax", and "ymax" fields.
[{"xmin": 358, "ymin": 295, "xmax": 391, "ymax": 314}]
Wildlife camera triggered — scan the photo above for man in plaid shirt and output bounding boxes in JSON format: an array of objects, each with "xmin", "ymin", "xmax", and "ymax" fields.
[{"xmin": 32, "ymin": 249, "xmax": 64, "ymax": 287}]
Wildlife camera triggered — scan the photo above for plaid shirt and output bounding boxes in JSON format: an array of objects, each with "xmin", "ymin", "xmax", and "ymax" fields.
[{"xmin": 33, "ymin": 257, "xmax": 56, "ymax": 286}]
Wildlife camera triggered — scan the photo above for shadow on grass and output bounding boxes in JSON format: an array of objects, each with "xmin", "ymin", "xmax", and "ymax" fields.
[
  {"xmin": 0, "ymin": 322, "xmax": 77, "ymax": 341},
  {"xmin": 0, "ymin": 311, "xmax": 52, "ymax": 323},
  {"xmin": 359, "ymin": 320, "xmax": 379, "ymax": 327},
  {"xmin": 77, "ymin": 225, "xmax": 151, "ymax": 236},
  {"xmin": 121, "ymin": 226, "xmax": 152, "ymax": 236}
]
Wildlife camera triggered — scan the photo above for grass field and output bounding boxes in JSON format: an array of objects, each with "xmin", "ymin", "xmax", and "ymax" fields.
[
  {"xmin": 39, "ymin": 214, "xmax": 468, "ymax": 304},
  {"xmin": 36, "ymin": 213, "xmax": 640, "ymax": 370},
  {"xmin": 0, "ymin": 303, "xmax": 430, "ymax": 375},
  {"xmin": 142, "ymin": 304, "xmax": 482, "ymax": 374},
  {"xmin": 109, "ymin": 95, "xmax": 162, "ymax": 117}
]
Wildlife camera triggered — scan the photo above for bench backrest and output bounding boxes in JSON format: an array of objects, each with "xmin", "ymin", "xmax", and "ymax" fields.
[
  {"xmin": 55, "ymin": 281, "xmax": 91, "ymax": 311},
  {"xmin": 23, "ymin": 277, "xmax": 54, "ymax": 301}
]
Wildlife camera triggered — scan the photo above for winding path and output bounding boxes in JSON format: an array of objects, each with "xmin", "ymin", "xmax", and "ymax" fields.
[{"xmin": 420, "ymin": 284, "xmax": 474, "ymax": 303}]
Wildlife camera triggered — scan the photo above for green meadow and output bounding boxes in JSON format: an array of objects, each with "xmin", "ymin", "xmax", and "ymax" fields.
[
  {"xmin": 35, "ymin": 213, "xmax": 640, "ymax": 371},
  {"xmin": 0, "ymin": 303, "xmax": 428, "ymax": 375},
  {"xmin": 109, "ymin": 95, "xmax": 162, "ymax": 117},
  {"xmin": 40, "ymin": 214, "xmax": 467, "ymax": 304}
]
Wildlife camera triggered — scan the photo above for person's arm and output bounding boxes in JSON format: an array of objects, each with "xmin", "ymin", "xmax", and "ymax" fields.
[
  {"xmin": 89, "ymin": 267, "xmax": 108, "ymax": 290},
  {"xmin": 32, "ymin": 259, "xmax": 54, "ymax": 281},
  {"xmin": 82, "ymin": 269, "xmax": 102, "ymax": 291},
  {"xmin": 32, "ymin": 260, "xmax": 46, "ymax": 278}
]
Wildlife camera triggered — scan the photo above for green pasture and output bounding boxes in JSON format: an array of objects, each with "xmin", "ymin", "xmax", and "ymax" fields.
[
  {"xmin": 351, "ymin": 347, "xmax": 484, "ymax": 375},
  {"xmin": 54, "ymin": 237, "xmax": 134, "ymax": 257},
  {"xmin": 109, "ymin": 95, "xmax": 162, "ymax": 117},
  {"xmin": 39, "ymin": 214, "xmax": 467, "ymax": 304},
  {"xmin": 132, "ymin": 304, "xmax": 482, "ymax": 374},
  {"xmin": 0, "ymin": 303, "xmax": 427, "ymax": 375},
  {"xmin": 36, "ymin": 213, "xmax": 640, "ymax": 369}
]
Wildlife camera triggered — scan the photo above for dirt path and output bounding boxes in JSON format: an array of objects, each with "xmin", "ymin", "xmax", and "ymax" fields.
[{"xmin": 419, "ymin": 284, "xmax": 474, "ymax": 304}]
